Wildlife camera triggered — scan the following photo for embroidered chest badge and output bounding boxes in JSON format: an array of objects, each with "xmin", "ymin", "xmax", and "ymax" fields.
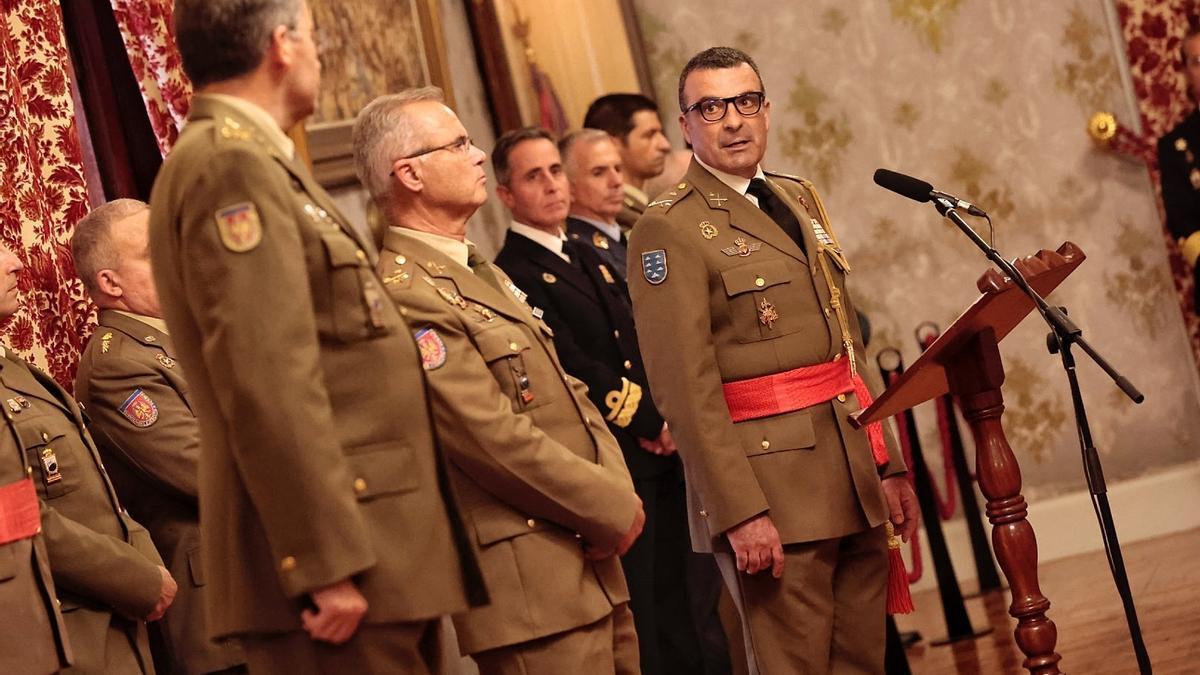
[
  {"xmin": 156, "ymin": 354, "xmax": 176, "ymax": 369},
  {"xmin": 414, "ymin": 327, "xmax": 447, "ymax": 371},
  {"xmin": 721, "ymin": 237, "xmax": 762, "ymax": 257},
  {"xmin": 120, "ymin": 389, "xmax": 159, "ymax": 428},
  {"xmin": 641, "ymin": 250, "xmax": 668, "ymax": 285}
]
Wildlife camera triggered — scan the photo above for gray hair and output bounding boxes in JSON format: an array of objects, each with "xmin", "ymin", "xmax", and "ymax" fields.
[
  {"xmin": 71, "ymin": 199, "xmax": 148, "ymax": 296},
  {"xmin": 351, "ymin": 86, "xmax": 446, "ymax": 205},
  {"xmin": 558, "ymin": 129, "xmax": 613, "ymax": 175}
]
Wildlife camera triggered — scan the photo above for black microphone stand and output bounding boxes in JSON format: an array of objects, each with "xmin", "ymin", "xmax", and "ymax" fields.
[{"xmin": 932, "ymin": 198, "xmax": 1152, "ymax": 674}]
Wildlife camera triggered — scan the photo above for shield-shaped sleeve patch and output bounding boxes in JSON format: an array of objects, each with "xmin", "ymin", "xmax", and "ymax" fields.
[
  {"xmin": 414, "ymin": 327, "xmax": 447, "ymax": 371},
  {"xmin": 119, "ymin": 389, "xmax": 159, "ymax": 428},
  {"xmin": 641, "ymin": 249, "xmax": 668, "ymax": 285}
]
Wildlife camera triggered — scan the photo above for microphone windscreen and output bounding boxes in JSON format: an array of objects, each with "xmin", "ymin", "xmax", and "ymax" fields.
[{"xmin": 873, "ymin": 169, "xmax": 933, "ymax": 203}]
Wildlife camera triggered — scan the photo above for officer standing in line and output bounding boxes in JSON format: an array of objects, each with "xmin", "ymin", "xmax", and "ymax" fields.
[
  {"xmin": 628, "ymin": 47, "xmax": 919, "ymax": 674},
  {"xmin": 353, "ymin": 88, "xmax": 644, "ymax": 675},
  {"xmin": 0, "ymin": 245, "xmax": 72, "ymax": 675},
  {"xmin": 0, "ymin": 243, "xmax": 175, "ymax": 674},
  {"xmin": 583, "ymin": 94, "xmax": 673, "ymax": 231},
  {"xmin": 492, "ymin": 126, "xmax": 707, "ymax": 675},
  {"xmin": 72, "ymin": 199, "xmax": 248, "ymax": 675},
  {"xmin": 149, "ymin": 1, "xmax": 485, "ymax": 672}
]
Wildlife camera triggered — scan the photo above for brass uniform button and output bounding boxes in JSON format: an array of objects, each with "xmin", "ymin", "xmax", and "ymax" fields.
[
  {"xmin": 699, "ymin": 509, "xmax": 708, "ymax": 517},
  {"xmin": 760, "ymin": 439, "xmax": 771, "ymax": 450},
  {"xmin": 613, "ymin": 330, "xmax": 620, "ymax": 339},
  {"xmin": 280, "ymin": 556, "xmax": 297, "ymax": 572},
  {"xmin": 824, "ymin": 307, "xmax": 832, "ymax": 317},
  {"xmin": 353, "ymin": 478, "xmax": 367, "ymax": 493},
  {"xmin": 355, "ymin": 250, "xmax": 367, "ymax": 261},
  {"xmin": 526, "ymin": 518, "xmax": 536, "ymax": 528},
  {"xmin": 754, "ymin": 276, "xmax": 765, "ymax": 287},
  {"xmin": 508, "ymin": 341, "xmax": 520, "ymax": 352},
  {"xmin": 623, "ymin": 360, "xmax": 632, "ymax": 370},
  {"xmin": 399, "ymin": 307, "xmax": 408, "ymax": 316},
  {"xmin": 837, "ymin": 394, "xmax": 847, "ymax": 403},
  {"xmin": 395, "ymin": 254, "xmax": 407, "ymax": 265},
  {"xmin": 677, "ymin": 182, "xmax": 687, "ymax": 189}
]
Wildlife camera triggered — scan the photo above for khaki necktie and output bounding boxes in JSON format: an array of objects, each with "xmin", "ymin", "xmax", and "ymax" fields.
[{"xmin": 466, "ymin": 244, "xmax": 502, "ymax": 292}]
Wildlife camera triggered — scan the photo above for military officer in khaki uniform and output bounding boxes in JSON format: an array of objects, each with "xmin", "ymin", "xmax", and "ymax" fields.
[
  {"xmin": 72, "ymin": 199, "xmax": 247, "ymax": 675},
  {"xmin": 352, "ymin": 88, "xmax": 644, "ymax": 675},
  {"xmin": 583, "ymin": 94, "xmax": 673, "ymax": 232},
  {"xmin": 0, "ymin": 244, "xmax": 175, "ymax": 673},
  {"xmin": 149, "ymin": 2, "xmax": 484, "ymax": 673},
  {"xmin": 0, "ymin": 247, "xmax": 72, "ymax": 675},
  {"xmin": 627, "ymin": 47, "xmax": 920, "ymax": 674}
]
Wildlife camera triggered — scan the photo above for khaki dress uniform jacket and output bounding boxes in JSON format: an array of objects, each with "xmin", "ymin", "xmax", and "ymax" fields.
[
  {"xmin": 377, "ymin": 229, "xmax": 640, "ymax": 665},
  {"xmin": 148, "ymin": 96, "xmax": 483, "ymax": 652},
  {"xmin": 0, "ymin": 364, "xmax": 72, "ymax": 675},
  {"xmin": 0, "ymin": 352, "xmax": 164, "ymax": 674},
  {"xmin": 627, "ymin": 161, "xmax": 903, "ymax": 550},
  {"xmin": 628, "ymin": 161, "xmax": 906, "ymax": 673},
  {"xmin": 75, "ymin": 310, "xmax": 245, "ymax": 674}
]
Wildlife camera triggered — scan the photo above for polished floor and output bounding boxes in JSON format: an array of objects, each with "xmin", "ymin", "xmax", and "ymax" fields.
[{"xmin": 895, "ymin": 528, "xmax": 1200, "ymax": 674}]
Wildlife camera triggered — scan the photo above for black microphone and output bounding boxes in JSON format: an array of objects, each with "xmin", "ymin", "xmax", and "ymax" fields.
[{"xmin": 873, "ymin": 168, "xmax": 987, "ymax": 217}]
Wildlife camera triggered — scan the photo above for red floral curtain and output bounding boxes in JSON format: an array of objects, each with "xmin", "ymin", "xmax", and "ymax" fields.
[
  {"xmin": 110, "ymin": 0, "xmax": 192, "ymax": 155},
  {"xmin": 0, "ymin": 0, "xmax": 95, "ymax": 385},
  {"xmin": 1115, "ymin": 1, "xmax": 1200, "ymax": 362}
]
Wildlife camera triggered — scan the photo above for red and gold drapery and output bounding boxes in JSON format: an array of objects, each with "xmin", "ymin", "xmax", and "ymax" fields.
[
  {"xmin": 0, "ymin": 0, "xmax": 94, "ymax": 385},
  {"xmin": 1115, "ymin": 1, "xmax": 1200, "ymax": 363},
  {"xmin": 110, "ymin": 0, "xmax": 192, "ymax": 155}
]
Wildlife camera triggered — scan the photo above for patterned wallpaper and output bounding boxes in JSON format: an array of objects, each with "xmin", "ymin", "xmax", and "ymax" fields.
[{"xmin": 632, "ymin": 0, "xmax": 1200, "ymax": 497}]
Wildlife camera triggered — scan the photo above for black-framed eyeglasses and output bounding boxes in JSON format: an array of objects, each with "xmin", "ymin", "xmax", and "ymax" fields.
[
  {"xmin": 401, "ymin": 135, "xmax": 474, "ymax": 160},
  {"xmin": 683, "ymin": 91, "xmax": 765, "ymax": 123}
]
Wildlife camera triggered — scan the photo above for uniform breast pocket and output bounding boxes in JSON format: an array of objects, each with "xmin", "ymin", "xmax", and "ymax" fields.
[
  {"xmin": 18, "ymin": 424, "xmax": 77, "ymax": 500},
  {"xmin": 474, "ymin": 324, "xmax": 554, "ymax": 412},
  {"xmin": 721, "ymin": 259, "xmax": 802, "ymax": 343},
  {"xmin": 320, "ymin": 232, "xmax": 393, "ymax": 343}
]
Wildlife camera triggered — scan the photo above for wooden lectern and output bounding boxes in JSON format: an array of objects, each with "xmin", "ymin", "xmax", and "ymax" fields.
[{"xmin": 853, "ymin": 241, "xmax": 1087, "ymax": 675}]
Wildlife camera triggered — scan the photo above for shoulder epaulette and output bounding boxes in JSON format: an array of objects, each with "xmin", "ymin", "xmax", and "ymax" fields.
[
  {"xmin": 764, "ymin": 169, "xmax": 808, "ymax": 185},
  {"xmin": 647, "ymin": 181, "xmax": 696, "ymax": 213}
]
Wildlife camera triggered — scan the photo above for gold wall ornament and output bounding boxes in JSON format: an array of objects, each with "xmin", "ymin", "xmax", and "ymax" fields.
[{"xmin": 1087, "ymin": 111, "xmax": 1117, "ymax": 145}]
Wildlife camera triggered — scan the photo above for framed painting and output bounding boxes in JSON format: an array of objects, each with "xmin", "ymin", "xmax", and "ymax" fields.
[
  {"xmin": 465, "ymin": 0, "xmax": 654, "ymax": 135},
  {"xmin": 295, "ymin": 0, "xmax": 454, "ymax": 187}
]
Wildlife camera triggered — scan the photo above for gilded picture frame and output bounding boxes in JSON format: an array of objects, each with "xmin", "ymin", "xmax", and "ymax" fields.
[{"xmin": 294, "ymin": 0, "xmax": 455, "ymax": 188}]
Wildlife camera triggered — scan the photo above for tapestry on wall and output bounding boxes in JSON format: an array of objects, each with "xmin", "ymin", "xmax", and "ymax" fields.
[
  {"xmin": 0, "ymin": 0, "xmax": 95, "ymax": 385},
  {"xmin": 110, "ymin": 0, "xmax": 193, "ymax": 155}
]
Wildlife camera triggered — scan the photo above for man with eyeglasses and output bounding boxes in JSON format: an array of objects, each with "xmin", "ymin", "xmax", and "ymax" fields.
[
  {"xmin": 627, "ymin": 46, "xmax": 919, "ymax": 674},
  {"xmin": 354, "ymin": 90, "xmax": 644, "ymax": 675},
  {"xmin": 149, "ymin": 2, "xmax": 485, "ymax": 673},
  {"xmin": 1158, "ymin": 24, "xmax": 1200, "ymax": 313}
]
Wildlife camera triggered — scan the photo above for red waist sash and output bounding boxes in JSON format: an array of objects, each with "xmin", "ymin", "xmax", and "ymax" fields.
[
  {"xmin": 0, "ymin": 478, "xmax": 41, "ymax": 545},
  {"xmin": 722, "ymin": 359, "xmax": 889, "ymax": 467}
]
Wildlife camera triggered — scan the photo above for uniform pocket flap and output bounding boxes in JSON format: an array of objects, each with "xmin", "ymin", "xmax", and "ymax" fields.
[
  {"xmin": 321, "ymin": 232, "xmax": 367, "ymax": 268},
  {"xmin": 734, "ymin": 408, "xmax": 816, "ymax": 456},
  {"xmin": 187, "ymin": 547, "xmax": 206, "ymax": 587},
  {"xmin": 472, "ymin": 503, "xmax": 547, "ymax": 546},
  {"xmin": 474, "ymin": 326, "xmax": 532, "ymax": 362},
  {"xmin": 344, "ymin": 444, "xmax": 420, "ymax": 500},
  {"xmin": 720, "ymin": 260, "xmax": 790, "ymax": 296},
  {"xmin": 15, "ymin": 425, "xmax": 67, "ymax": 450}
]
